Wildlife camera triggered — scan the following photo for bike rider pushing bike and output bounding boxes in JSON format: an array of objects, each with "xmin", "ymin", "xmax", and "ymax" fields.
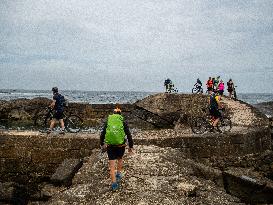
[
  {"xmin": 47, "ymin": 87, "xmax": 65, "ymax": 134},
  {"xmin": 208, "ymin": 89, "xmax": 222, "ymax": 132}
]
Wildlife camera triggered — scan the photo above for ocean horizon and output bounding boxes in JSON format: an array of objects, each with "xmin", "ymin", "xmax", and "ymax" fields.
[{"xmin": 0, "ymin": 89, "xmax": 273, "ymax": 105}]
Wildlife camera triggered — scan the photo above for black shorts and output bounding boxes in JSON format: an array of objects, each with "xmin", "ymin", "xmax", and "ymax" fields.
[
  {"xmin": 228, "ymin": 88, "xmax": 233, "ymax": 93},
  {"xmin": 209, "ymin": 108, "xmax": 221, "ymax": 119},
  {"xmin": 207, "ymin": 87, "xmax": 213, "ymax": 91},
  {"xmin": 107, "ymin": 146, "xmax": 125, "ymax": 160},
  {"xmin": 53, "ymin": 111, "xmax": 64, "ymax": 120},
  {"xmin": 218, "ymin": 90, "xmax": 224, "ymax": 95}
]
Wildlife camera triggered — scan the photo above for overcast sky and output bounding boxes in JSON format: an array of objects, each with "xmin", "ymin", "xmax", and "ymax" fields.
[{"xmin": 0, "ymin": 0, "xmax": 272, "ymax": 93}]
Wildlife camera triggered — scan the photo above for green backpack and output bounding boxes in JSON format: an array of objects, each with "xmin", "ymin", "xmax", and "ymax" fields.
[{"xmin": 105, "ymin": 114, "xmax": 126, "ymax": 145}]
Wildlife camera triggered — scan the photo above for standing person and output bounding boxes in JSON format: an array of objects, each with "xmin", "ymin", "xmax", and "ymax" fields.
[
  {"xmin": 164, "ymin": 78, "xmax": 172, "ymax": 93},
  {"xmin": 214, "ymin": 76, "xmax": 220, "ymax": 91},
  {"xmin": 100, "ymin": 105, "xmax": 134, "ymax": 191},
  {"xmin": 47, "ymin": 87, "xmax": 65, "ymax": 134},
  {"xmin": 208, "ymin": 89, "xmax": 222, "ymax": 131},
  {"xmin": 218, "ymin": 80, "xmax": 225, "ymax": 96},
  {"xmin": 227, "ymin": 79, "xmax": 234, "ymax": 99},
  {"xmin": 206, "ymin": 77, "xmax": 213, "ymax": 92}
]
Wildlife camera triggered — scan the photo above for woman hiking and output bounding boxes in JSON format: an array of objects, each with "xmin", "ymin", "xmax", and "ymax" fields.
[{"xmin": 100, "ymin": 105, "xmax": 134, "ymax": 191}]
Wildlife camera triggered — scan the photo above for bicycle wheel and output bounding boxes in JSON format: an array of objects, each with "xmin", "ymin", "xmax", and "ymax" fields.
[
  {"xmin": 65, "ymin": 115, "xmax": 83, "ymax": 133},
  {"xmin": 191, "ymin": 117, "xmax": 207, "ymax": 134},
  {"xmin": 192, "ymin": 87, "xmax": 198, "ymax": 94},
  {"xmin": 34, "ymin": 114, "xmax": 50, "ymax": 130},
  {"xmin": 217, "ymin": 117, "xmax": 232, "ymax": 133}
]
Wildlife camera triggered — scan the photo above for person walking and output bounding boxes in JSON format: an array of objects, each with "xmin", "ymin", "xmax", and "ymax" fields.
[
  {"xmin": 100, "ymin": 105, "xmax": 134, "ymax": 191},
  {"xmin": 47, "ymin": 87, "xmax": 65, "ymax": 134},
  {"xmin": 227, "ymin": 79, "xmax": 234, "ymax": 99}
]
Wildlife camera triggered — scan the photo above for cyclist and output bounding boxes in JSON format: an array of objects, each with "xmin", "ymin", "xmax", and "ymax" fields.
[
  {"xmin": 100, "ymin": 105, "xmax": 134, "ymax": 191},
  {"xmin": 47, "ymin": 87, "xmax": 65, "ymax": 134},
  {"xmin": 227, "ymin": 79, "xmax": 234, "ymax": 99},
  {"xmin": 194, "ymin": 78, "xmax": 202, "ymax": 93},
  {"xmin": 206, "ymin": 77, "xmax": 213, "ymax": 92},
  {"xmin": 164, "ymin": 78, "xmax": 172, "ymax": 93},
  {"xmin": 208, "ymin": 89, "xmax": 222, "ymax": 132}
]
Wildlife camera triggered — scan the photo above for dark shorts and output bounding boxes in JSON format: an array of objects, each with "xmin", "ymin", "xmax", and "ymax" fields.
[
  {"xmin": 218, "ymin": 90, "xmax": 224, "ymax": 95},
  {"xmin": 207, "ymin": 87, "xmax": 213, "ymax": 91},
  {"xmin": 209, "ymin": 108, "xmax": 221, "ymax": 119},
  {"xmin": 228, "ymin": 88, "xmax": 233, "ymax": 93},
  {"xmin": 53, "ymin": 111, "xmax": 64, "ymax": 120},
  {"xmin": 107, "ymin": 146, "xmax": 125, "ymax": 160}
]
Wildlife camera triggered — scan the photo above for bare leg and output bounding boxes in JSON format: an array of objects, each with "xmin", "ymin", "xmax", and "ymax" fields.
[
  {"xmin": 50, "ymin": 119, "xmax": 56, "ymax": 130},
  {"xmin": 117, "ymin": 158, "xmax": 123, "ymax": 173},
  {"xmin": 60, "ymin": 119, "xmax": 65, "ymax": 129},
  {"xmin": 109, "ymin": 160, "xmax": 116, "ymax": 183},
  {"xmin": 213, "ymin": 118, "xmax": 220, "ymax": 127}
]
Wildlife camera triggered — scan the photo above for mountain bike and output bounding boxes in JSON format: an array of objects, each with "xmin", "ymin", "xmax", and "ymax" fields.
[
  {"xmin": 192, "ymin": 85, "xmax": 203, "ymax": 94},
  {"xmin": 166, "ymin": 83, "xmax": 178, "ymax": 93},
  {"xmin": 191, "ymin": 108, "xmax": 232, "ymax": 134},
  {"xmin": 34, "ymin": 107, "xmax": 83, "ymax": 133}
]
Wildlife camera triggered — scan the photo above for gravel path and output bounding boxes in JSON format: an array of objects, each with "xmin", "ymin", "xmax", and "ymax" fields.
[{"xmin": 43, "ymin": 145, "xmax": 242, "ymax": 205}]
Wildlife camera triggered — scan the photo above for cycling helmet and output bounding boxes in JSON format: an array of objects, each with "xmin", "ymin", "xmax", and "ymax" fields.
[{"xmin": 52, "ymin": 87, "xmax": 58, "ymax": 93}]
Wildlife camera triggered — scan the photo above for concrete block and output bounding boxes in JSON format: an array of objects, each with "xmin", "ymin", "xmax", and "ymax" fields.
[{"xmin": 50, "ymin": 158, "xmax": 83, "ymax": 187}]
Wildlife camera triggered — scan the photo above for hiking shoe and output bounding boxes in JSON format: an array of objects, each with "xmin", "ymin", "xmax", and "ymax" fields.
[
  {"xmin": 59, "ymin": 130, "xmax": 65, "ymax": 135},
  {"xmin": 111, "ymin": 182, "xmax": 119, "ymax": 191},
  {"xmin": 46, "ymin": 129, "xmax": 52, "ymax": 134},
  {"xmin": 116, "ymin": 172, "xmax": 123, "ymax": 183}
]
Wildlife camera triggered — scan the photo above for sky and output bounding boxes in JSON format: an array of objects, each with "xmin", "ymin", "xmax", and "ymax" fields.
[{"xmin": 0, "ymin": 0, "xmax": 273, "ymax": 93}]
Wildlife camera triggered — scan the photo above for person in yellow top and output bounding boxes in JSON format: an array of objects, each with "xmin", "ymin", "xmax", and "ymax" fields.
[{"xmin": 208, "ymin": 90, "xmax": 222, "ymax": 131}]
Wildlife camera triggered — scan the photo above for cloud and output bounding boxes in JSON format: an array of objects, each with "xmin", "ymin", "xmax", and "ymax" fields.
[{"xmin": 0, "ymin": 0, "xmax": 273, "ymax": 93}]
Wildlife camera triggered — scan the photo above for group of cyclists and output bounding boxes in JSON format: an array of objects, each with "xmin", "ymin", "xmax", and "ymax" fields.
[
  {"xmin": 164, "ymin": 77, "xmax": 236, "ymax": 99},
  {"xmin": 164, "ymin": 76, "xmax": 236, "ymax": 132},
  {"xmin": 205, "ymin": 76, "xmax": 236, "ymax": 98}
]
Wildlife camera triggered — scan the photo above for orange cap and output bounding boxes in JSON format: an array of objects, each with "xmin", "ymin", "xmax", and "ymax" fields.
[{"xmin": 114, "ymin": 108, "xmax": 121, "ymax": 113}]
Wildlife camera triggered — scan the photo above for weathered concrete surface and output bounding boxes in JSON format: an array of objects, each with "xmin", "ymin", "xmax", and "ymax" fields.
[
  {"xmin": 135, "ymin": 93, "xmax": 268, "ymax": 128},
  {"xmin": 223, "ymin": 97, "xmax": 268, "ymax": 127},
  {"xmin": 50, "ymin": 158, "xmax": 83, "ymax": 187},
  {"xmin": 0, "ymin": 133, "xmax": 98, "ymax": 183},
  {"xmin": 223, "ymin": 167, "xmax": 273, "ymax": 203},
  {"xmin": 0, "ymin": 93, "xmax": 269, "ymax": 130},
  {"xmin": 0, "ymin": 97, "xmax": 136, "ymax": 128},
  {"xmin": 0, "ymin": 182, "xmax": 28, "ymax": 204},
  {"xmin": 0, "ymin": 124, "xmax": 270, "ymax": 186},
  {"xmin": 0, "ymin": 93, "xmax": 272, "ymax": 204},
  {"xmin": 37, "ymin": 145, "xmax": 242, "ymax": 205}
]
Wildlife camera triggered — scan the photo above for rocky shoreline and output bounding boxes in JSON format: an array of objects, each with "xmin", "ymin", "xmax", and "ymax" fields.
[{"xmin": 0, "ymin": 93, "xmax": 272, "ymax": 204}]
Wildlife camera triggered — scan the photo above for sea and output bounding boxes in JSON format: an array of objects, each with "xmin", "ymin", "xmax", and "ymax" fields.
[{"xmin": 0, "ymin": 89, "xmax": 273, "ymax": 105}]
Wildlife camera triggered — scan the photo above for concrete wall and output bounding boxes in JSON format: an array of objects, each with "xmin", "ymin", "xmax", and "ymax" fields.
[
  {"xmin": 0, "ymin": 126, "xmax": 271, "ymax": 183},
  {"xmin": 0, "ymin": 134, "xmax": 98, "ymax": 183}
]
